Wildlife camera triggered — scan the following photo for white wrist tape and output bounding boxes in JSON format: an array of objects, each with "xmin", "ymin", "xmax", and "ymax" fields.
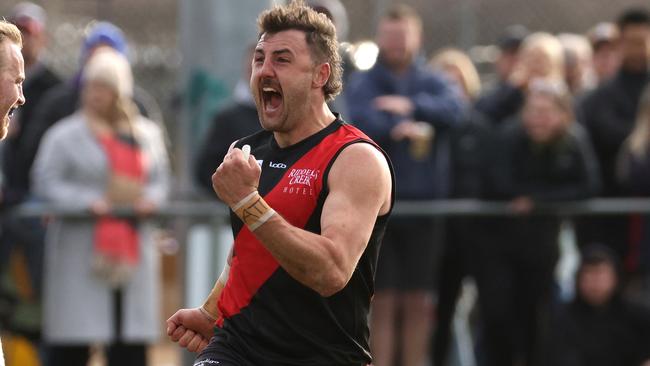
[
  {"xmin": 232, "ymin": 191, "xmax": 259, "ymax": 212},
  {"xmin": 217, "ymin": 262, "xmax": 230, "ymax": 285},
  {"xmin": 232, "ymin": 191, "xmax": 276, "ymax": 231},
  {"xmin": 248, "ymin": 208, "xmax": 276, "ymax": 231}
]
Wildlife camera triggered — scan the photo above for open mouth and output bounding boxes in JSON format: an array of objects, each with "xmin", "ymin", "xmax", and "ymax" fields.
[
  {"xmin": 8, "ymin": 107, "xmax": 17, "ymax": 118},
  {"xmin": 261, "ymin": 84, "xmax": 283, "ymax": 115}
]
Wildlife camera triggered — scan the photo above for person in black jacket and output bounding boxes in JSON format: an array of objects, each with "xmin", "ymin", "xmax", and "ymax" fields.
[
  {"xmin": 551, "ymin": 244, "xmax": 650, "ymax": 366},
  {"xmin": 3, "ymin": 3, "xmax": 61, "ymax": 205},
  {"xmin": 476, "ymin": 79, "xmax": 600, "ymax": 366},
  {"xmin": 618, "ymin": 84, "xmax": 650, "ymax": 294},
  {"xmin": 345, "ymin": 7, "xmax": 464, "ymax": 366},
  {"xmin": 194, "ymin": 45, "xmax": 261, "ymax": 195},
  {"xmin": 576, "ymin": 7, "xmax": 650, "ymax": 259},
  {"xmin": 428, "ymin": 48, "xmax": 493, "ymax": 366},
  {"xmin": 0, "ymin": 3, "xmax": 59, "ymax": 340}
]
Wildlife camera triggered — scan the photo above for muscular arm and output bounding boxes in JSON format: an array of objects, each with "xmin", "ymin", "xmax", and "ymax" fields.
[
  {"xmin": 214, "ymin": 143, "xmax": 392, "ymax": 297},
  {"xmin": 254, "ymin": 144, "xmax": 391, "ymax": 296},
  {"xmin": 168, "ymin": 142, "xmax": 391, "ymax": 352}
]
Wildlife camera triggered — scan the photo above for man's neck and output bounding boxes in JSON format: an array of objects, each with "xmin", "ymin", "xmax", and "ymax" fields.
[
  {"xmin": 390, "ymin": 62, "xmax": 412, "ymax": 76},
  {"xmin": 274, "ymin": 102, "xmax": 336, "ymax": 147}
]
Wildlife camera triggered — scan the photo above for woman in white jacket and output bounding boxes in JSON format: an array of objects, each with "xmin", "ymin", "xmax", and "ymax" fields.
[{"xmin": 32, "ymin": 48, "xmax": 170, "ymax": 366}]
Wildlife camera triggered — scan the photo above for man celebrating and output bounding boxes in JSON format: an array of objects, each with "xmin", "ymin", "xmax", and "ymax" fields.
[
  {"xmin": 0, "ymin": 21, "xmax": 25, "ymax": 141},
  {"xmin": 0, "ymin": 20, "xmax": 25, "ymax": 366},
  {"xmin": 345, "ymin": 5, "xmax": 463, "ymax": 366},
  {"xmin": 167, "ymin": 1, "xmax": 394, "ymax": 365}
]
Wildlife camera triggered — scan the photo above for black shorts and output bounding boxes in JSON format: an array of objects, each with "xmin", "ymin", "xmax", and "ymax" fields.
[
  {"xmin": 374, "ymin": 217, "xmax": 441, "ymax": 291},
  {"xmin": 194, "ymin": 334, "xmax": 250, "ymax": 366},
  {"xmin": 195, "ymin": 332, "xmax": 371, "ymax": 366}
]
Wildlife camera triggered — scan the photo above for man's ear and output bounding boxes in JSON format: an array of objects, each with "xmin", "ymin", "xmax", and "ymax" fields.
[{"xmin": 312, "ymin": 62, "xmax": 331, "ymax": 89}]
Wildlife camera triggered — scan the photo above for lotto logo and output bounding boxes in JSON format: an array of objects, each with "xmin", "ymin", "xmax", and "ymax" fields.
[{"xmin": 269, "ymin": 162, "xmax": 287, "ymax": 169}]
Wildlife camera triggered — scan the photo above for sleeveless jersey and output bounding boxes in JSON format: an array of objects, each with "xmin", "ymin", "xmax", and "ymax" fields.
[{"xmin": 214, "ymin": 118, "xmax": 395, "ymax": 366}]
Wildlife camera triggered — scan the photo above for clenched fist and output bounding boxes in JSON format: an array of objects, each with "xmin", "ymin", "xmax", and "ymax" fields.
[{"xmin": 212, "ymin": 146, "xmax": 261, "ymax": 207}]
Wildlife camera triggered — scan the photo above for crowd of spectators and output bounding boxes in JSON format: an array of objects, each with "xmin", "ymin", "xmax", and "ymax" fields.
[
  {"xmin": 197, "ymin": 3, "xmax": 650, "ymax": 366},
  {"xmin": 1, "ymin": 1, "xmax": 650, "ymax": 366}
]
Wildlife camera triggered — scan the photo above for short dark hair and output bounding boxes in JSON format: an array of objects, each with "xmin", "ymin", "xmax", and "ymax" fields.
[
  {"xmin": 383, "ymin": 4, "xmax": 422, "ymax": 31},
  {"xmin": 257, "ymin": 0, "xmax": 342, "ymax": 102},
  {"xmin": 497, "ymin": 24, "xmax": 530, "ymax": 52},
  {"xmin": 617, "ymin": 7, "xmax": 650, "ymax": 32},
  {"xmin": 579, "ymin": 243, "xmax": 620, "ymax": 273}
]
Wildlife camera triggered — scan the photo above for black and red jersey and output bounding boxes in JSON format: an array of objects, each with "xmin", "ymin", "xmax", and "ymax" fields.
[{"xmin": 214, "ymin": 118, "xmax": 395, "ymax": 365}]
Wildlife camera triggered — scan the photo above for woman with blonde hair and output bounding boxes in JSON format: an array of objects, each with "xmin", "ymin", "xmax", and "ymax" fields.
[
  {"xmin": 426, "ymin": 47, "xmax": 488, "ymax": 199},
  {"xmin": 476, "ymin": 32, "xmax": 566, "ymax": 126},
  {"xmin": 428, "ymin": 47, "xmax": 492, "ymax": 366},
  {"xmin": 477, "ymin": 78, "xmax": 599, "ymax": 366},
  {"xmin": 558, "ymin": 33, "xmax": 596, "ymax": 95},
  {"xmin": 429, "ymin": 47, "xmax": 482, "ymax": 101},
  {"xmin": 32, "ymin": 48, "xmax": 170, "ymax": 366},
  {"xmin": 513, "ymin": 32, "xmax": 565, "ymax": 85}
]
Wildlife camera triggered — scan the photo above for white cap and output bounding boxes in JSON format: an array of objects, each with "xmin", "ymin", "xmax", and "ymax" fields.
[{"xmin": 83, "ymin": 48, "xmax": 133, "ymax": 99}]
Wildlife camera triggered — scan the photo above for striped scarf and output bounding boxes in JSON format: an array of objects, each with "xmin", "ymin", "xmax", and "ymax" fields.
[{"xmin": 93, "ymin": 132, "xmax": 145, "ymax": 287}]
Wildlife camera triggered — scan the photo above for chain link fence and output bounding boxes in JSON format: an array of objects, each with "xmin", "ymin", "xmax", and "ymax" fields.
[
  {"xmin": 340, "ymin": 0, "xmax": 648, "ymax": 51},
  {"xmin": 339, "ymin": 0, "xmax": 647, "ymax": 86},
  {"xmin": 1, "ymin": 0, "xmax": 648, "ymax": 163},
  {"xmin": 1, "ymin": 0, "xmax": 180, "ymax": 133}
]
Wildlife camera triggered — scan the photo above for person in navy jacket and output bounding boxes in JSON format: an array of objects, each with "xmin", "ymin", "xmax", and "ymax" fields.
[{"xmin": 346, "ymin": 5, "xmax": 463, "ymax": 366}]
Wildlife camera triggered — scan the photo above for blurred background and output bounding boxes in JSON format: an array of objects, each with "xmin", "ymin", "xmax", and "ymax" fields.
[{"xmin": 1, "ymin": 0, "xmax": 650, "ymax": 366}]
